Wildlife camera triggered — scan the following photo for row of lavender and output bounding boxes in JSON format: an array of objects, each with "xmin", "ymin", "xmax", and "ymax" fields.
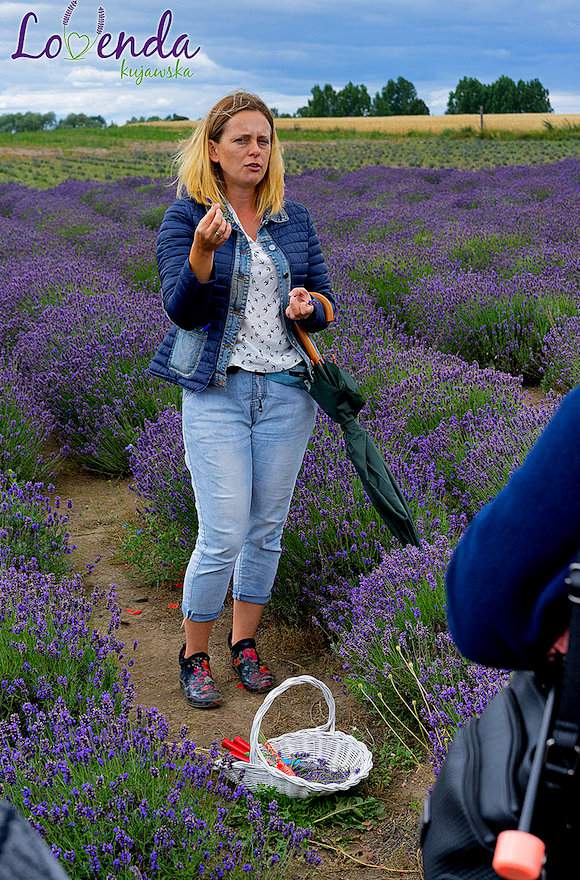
[
  {"xmin": 285, "ymin": 159, "xmax": 576, "ymax": 762},
  {"xmin": 0, "ymin": 193, "xmax": 319, "ymax": 875},
  {"xmin": 0, "ymin": 564, "xmax": 317, "ymax": 877},
  {"xmin": 1, "ymin": 161, "xmax": 577, "ymax": 776},
  {"xmin": 293, "ymin": 159, "xmax": 579, "ymax": 387}
]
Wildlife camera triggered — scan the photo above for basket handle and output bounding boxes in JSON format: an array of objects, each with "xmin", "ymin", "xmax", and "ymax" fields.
[{"xmin": 249, "ymin": 675, "xmax": 336, "ymax": 768}]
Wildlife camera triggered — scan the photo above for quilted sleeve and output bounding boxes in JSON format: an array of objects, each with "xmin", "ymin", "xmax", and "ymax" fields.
[
  {"xmin": 297, "ymin": 208, "xmax": 336, "ymax": 333},
  {"xmin": 156, "ymin": 199, "xmax": 216, "ymax": 330}
]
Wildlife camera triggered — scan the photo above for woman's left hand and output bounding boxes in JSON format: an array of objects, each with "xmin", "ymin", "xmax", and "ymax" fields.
[{"xmin": 285, "ymin": 288, "xmax": 315, "ymax": 320}]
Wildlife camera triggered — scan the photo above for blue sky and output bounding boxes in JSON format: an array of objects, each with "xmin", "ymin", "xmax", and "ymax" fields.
[{"xmin": 1, "ymin": 0, "xmax": 579, "ymax": 123}]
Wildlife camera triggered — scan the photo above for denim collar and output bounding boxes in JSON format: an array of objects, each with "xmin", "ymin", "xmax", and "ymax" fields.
[
  {"xmin": 264, "ymin": 205, "xmax": 289, "ymax": 223},
  {"xmin": 221, "ymin": 199, "xmax": 289, "ymax": 228}
]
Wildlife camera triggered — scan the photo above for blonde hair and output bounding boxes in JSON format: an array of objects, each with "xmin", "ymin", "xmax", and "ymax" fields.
[{"xmin": 171, "ymin": 91, "xmax": 285, "ymax": 217}]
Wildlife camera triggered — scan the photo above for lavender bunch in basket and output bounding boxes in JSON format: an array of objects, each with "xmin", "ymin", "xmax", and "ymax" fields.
[{"xmin": 289, "ymin": 752, "xmax": 360, "ymax": 784}]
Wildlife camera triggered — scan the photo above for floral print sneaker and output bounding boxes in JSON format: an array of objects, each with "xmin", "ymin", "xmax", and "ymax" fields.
[
  {"xmin": 178, "ymin": 644, "xmax": 223, "ymax": 709},
  {"xmin": 228, "ymin": 631, "xmax": 276, "ymax": 693}
]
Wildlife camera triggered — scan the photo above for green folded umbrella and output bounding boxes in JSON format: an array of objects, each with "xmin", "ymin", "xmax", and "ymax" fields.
[{"xmin": 294, "ymin": 296, "xmax": 421, "ymax": 548}]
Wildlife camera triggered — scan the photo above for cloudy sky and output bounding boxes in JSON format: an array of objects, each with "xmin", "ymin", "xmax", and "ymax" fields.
[{"xmin": 1, "ymin": 0, "xmax": 579, "ymax": 123}]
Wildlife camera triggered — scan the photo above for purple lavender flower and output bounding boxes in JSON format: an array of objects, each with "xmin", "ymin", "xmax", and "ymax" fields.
[
  {"xmin": 96, "ymin": 6, "xmax": 105, "ymax": 35},
  {"xmin": 0, "ymin": 563, "xmax": 316, "ymax": 874},
  {"xmin": 541, "ymin": 316, "xmax": 580, "ymax": 392},
  {"xmin": 0, "ymin": 350, "xmax": 60, "ymax": 483},
  {"xmin": 0, "ymin": 471, "xmax": 74, "ymax": 579},
  {"xmin": 62, "ymin": 0, "xmax": 77, "ymax": 27}
]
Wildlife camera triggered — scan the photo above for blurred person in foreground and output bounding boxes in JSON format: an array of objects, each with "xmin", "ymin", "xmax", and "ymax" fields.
[
  {"xmin": 446, "ymin": 384, "xmax": 580, "ymax": 670},
  {"xmin": 0, "ymin": 799, "xmax": 70, "ymax": 879}
]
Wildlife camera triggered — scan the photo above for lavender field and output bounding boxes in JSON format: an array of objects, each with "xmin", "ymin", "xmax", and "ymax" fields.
[{"xmin": 0, "ymin": 150, "xmax": 578, "ymax": 877}]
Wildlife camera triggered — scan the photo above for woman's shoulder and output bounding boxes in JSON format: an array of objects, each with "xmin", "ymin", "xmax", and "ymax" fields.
[
  {"xmin": 280, "ymin": 198, "xmax": 312, "ymax": 230},
  {"xmin": 159, "ymin": 197, "xmax": 207, "ymax": 230},
  {"xmin": 282, "ymin": 197, "xmax": 309, "ymax": 217},
  {"xmin": 169, "ymin": 196, "xmax": 208, "ymax": 215}
]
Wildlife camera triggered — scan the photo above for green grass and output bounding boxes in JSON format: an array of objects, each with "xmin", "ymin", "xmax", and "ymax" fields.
[
  {"xmin": 450, "ymin": 292, "xmax": 577, "ymax": 381},
  {"xmin": 0, "ymin": 125, "xmax": 187, "ymax": 148},
  {"xmin": 350, "ymin": 256, "xmax": 434, "ymax": 313},
  {"xmin": 246, "ymin": 786, "xmax": 387, "ymax": 833},
  {"xmin": 450, "ymin": 232, "xmax": 531, "ymax": 271}
]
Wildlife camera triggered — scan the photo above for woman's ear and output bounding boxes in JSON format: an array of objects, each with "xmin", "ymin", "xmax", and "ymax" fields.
[{"xmin": 208, "ymin": 139, "xmax": 218, "ymax": 162}]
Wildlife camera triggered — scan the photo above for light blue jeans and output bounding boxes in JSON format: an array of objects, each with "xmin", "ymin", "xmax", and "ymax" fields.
[{"xmin": 180, "ymin": 369, "xmax": 318, "ymax": 622}]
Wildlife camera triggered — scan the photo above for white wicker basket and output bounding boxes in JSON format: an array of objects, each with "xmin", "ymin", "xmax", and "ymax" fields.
[{"xmin": 216, "ymin": 674, "xmax": 373, "ymax": 798}]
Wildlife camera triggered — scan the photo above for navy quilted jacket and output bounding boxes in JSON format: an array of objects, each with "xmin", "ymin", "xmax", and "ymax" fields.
[{"xmin": 147, "ymin": 196, "xmax": 337, "ymax": 393}]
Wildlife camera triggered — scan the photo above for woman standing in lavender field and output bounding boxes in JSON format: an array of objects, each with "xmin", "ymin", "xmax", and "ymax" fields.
[{"xmin": 148, "ymin": 91, "xmax": 336, "ymax": 709}]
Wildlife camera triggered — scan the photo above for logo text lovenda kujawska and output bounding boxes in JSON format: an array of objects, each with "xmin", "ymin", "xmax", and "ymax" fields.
[{"xmin": 11, "ymin": 2, "xmax": 201, "ymax": 85}]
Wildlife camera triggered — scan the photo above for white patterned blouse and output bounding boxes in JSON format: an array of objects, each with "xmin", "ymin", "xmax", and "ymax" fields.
[{"xmin": 226, "ymin": 201, "xmax": 303, "ymax": 373}]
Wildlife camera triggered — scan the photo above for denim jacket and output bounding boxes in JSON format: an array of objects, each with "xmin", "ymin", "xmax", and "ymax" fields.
[{"xmin": 146, "ymin": 196, "xmax": 337, "ymax": 394}]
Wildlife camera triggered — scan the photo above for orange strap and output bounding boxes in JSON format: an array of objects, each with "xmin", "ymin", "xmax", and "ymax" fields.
[{"xmin": 291, "ymin": 291, "xmax": 335, "ymax": 366}]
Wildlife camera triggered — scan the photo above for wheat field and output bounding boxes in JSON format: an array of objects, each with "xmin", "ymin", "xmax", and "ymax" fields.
[{"xmin": 140, "ymin": 113, "xmax": 580, "ymax": 134}]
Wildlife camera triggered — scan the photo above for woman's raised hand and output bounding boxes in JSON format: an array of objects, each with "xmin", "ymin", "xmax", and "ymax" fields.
[
  {"xmin": 194, "ymin": 202, "xmax": 232, "ymax": 253},
  {"xmin": 285, "ymin": 287, "xmax": 315, "ymax": 320}
]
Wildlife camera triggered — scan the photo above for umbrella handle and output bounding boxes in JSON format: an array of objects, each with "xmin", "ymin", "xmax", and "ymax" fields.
[{"xmin": 291, "ymin": 292, "xmax": 335, "ymax": 366}]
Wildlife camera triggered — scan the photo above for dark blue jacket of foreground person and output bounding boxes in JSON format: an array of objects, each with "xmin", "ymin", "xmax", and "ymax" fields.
[
  {"xmin": 446, "ymin": 385, "xmax": 580, "ymax": 670},
  {"xmin": 0, "ymin": 799, "xmax": 70, "ymax": 878},
  {"xmin": 147, "ymin": 196, "xmax": 336, "ymax": 394}
]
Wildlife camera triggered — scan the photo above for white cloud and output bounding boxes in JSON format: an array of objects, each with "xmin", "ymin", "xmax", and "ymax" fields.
[
  {"xmin": 254, "ymin": 91, "xmax": 312, "ymax": 113},
  {"xmin": 0, "ymin": 85, "xmax": 197, "ymax": 116},
  {"xmin": 64, "ymin": 65, "xmax": 119, "ymax": 86},
  {"xmin": 0, "ymin": 76, "xmax": 312, "ymax": 122},
  {"xmin": 421, "ymin": 86, "xmax": 452, "ymax": 114},
  {"xmin": 480, "ymin": 48, "xmax": 511, "ymax": 58},
  {"xmin": 0, "ymin": 3, "xmax": 54, "ymax": 21},
  {"xmin": 549, "ymin": 92, "xmax": 580, "ymax": 113}
]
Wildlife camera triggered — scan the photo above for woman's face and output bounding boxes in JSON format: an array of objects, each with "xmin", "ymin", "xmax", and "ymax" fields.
[{"xmin": 208, "ymin": 110, "xmax": 272, "ymax": 196}]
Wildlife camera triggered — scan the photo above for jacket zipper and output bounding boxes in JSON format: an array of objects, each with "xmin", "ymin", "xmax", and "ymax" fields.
[
  {"xmin": 463, "ymin": 691, "xmax": 523, "ymax": 850},
  {"xmin": 464, "ymin": 721, "xmax": 497, "ymax": 848}
]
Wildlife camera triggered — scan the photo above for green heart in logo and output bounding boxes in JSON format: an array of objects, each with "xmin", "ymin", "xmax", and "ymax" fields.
[{"xmin": 64, "ymin": 31, "xmax": 93, "ymax": 60}]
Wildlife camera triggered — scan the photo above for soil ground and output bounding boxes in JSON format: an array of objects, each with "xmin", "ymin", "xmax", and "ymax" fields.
[{"xmin": 53, "ymin": 457, "xmax": 432, "ymax": 879}]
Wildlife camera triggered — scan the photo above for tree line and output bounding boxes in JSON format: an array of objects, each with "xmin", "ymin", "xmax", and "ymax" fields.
[
  {"xmin": 0, "ymin": 111, "xmax": 188, "ymax": 133},
  {"xmin": 446, "ymin": 76, "xmax": 552, "ymax": 114},
  {"xmin": 1, "ymin": 75, "xmax": 553, "ymax": 131},
  {"xmin": 291, "ymin": 77, "xmax": 430, "ymax": 117},
  {"xmin": 125, "ymin": 113, "xmax": 189, "ymax": 124},
  {"xmin": 287, "ymin": 75, "xmax": 552, "ymax": 117}
]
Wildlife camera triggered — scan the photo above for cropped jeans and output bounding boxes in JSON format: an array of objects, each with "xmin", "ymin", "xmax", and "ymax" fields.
[{"xmin": 180, "ymin": 368, "xmax": 318, "ymax": 623}]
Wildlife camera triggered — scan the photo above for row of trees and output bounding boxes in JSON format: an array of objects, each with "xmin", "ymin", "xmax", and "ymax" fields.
[
  {"xmin": 0, "ymin": 112, "xmax": 108, "ymax": 132},
  {"xmin": 283, "ymin": 75, "xmax": 552, "ymax": 118},
  {"xmin": 290, "ymin": 78, "xmax": 430, "ymax": 117},
  {"xmin": 446, "ymin": 76, "xmax": 552, "ymax": 113},
  {"xmin": 2, "ymin": 75, "xmax": 553, "ymax": 131},
  {"xmin": 125, "ymin": 113, "xmax": 189, "ymax": 123},
  {"xmin": 0, "ymin": 111, "xmax": 189, "ymax": 133}
]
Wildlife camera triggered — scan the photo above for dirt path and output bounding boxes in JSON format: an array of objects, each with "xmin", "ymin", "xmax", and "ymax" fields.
[
  {"xmin": 53, "ymin": 458, "xmax": 431, "ymax": 879},
  {"xmin": 523, "ymin": 385, "xmax": 549, "ymax": 406}
]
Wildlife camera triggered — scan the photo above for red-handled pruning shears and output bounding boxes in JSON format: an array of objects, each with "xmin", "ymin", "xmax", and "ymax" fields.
[
  {"xmin": 221, "ymin": 737, "xmax": 251, "ymax": 762},
  {"xmin": 220, "ymin": 736, "xmax": 297, "ymax": 776}
]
